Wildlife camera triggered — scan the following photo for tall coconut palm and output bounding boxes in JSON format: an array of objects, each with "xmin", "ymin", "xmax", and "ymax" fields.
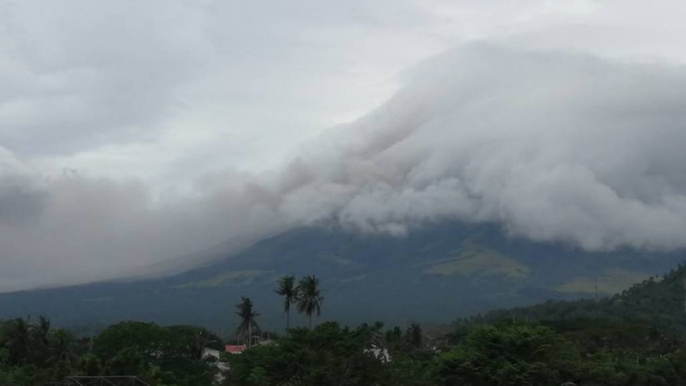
[
  {"xmin": 235, "ymin": 297, "xmax": 260, "ymax": 348},
  {"xmin": 48, "ymin": 329, "xmax": 76, "ymax": 365},
  {"xmin": 297, "ymin": 275, "xmax": 323, "ymax": 329},
  {"xmin": 274, "ymin": 275, "xmax": 298, "ymax": 334}
]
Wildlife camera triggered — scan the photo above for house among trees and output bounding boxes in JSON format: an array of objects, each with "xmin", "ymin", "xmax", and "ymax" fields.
[{"xmin": 225, "ymin": 344, "xmax": 247, "ymax": 354}]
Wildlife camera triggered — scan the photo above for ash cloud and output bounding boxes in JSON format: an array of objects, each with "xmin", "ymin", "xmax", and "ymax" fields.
[
  {"xmin": 3, "ymin": 44, "xmax": 686, "ymax": 290},
  {"xmin": 281, "ymin": 45, "xmax": 686, "ymax": 252}
]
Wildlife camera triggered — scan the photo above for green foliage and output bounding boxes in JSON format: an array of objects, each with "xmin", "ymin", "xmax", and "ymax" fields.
[
  {"xmin": 7, "ymin": 263, "xmax": 686, "ymax": 386},
  {"xmin": 433, "ymin": 320, "xmax": 686, "ymax": 386},
  {"xmin": 274, "ymin": 275, "xmax": 298, "ymax": 333},
  {"xmin": 406, "ymin": 323, "xmax": 423, "ymax": 349},
  {"xmin": 226, "ymin": 322, "xmax": 386, "ymax": 386},
  {"xmin": 223, "ymin": 317, "xmax": 686, "ymax": 386},
  {"xmin": 235, "ymin": 297, "xmax": 260, "ymax": 348},
  {"xmin": 474, "ymin": 264, "xmax": 686, "ymax": 333},
  {"xmin": 76, "ymin": 353, "xmax": 102, "ymax": 376},
  {"xmin": 0, "ymin": 318, "xmax": 219, "ymax": 386},
  {"xmin": 297, "ymin": 275, "xmax": 323, "ymax": 329},
  {"xmin": 94, "ymin": 321, "xmax": 169, "ymax": 360},
  {"xmin": 95, "ymin": 321, "xmax": 218, "ymax": 385},
  {"xmin": 432, "ymin": 324, "xmax": 578, "ymax": 386}
]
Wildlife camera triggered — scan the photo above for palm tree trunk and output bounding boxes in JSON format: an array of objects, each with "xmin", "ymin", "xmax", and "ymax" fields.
[
  {"xmin": 309, "ymin": 314, "xmax": 312, "ymax": 330},
  {"xmin": 286, "ymin": 309, "xmax": 290, "ymax": 336}
]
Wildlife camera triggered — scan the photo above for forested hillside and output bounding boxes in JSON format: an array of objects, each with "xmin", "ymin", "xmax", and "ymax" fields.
[
  {"xmin": 475, "ymin": 262, "xmax": 686, "ymax": 332},
  {"xmin": 0, "ymin": 319, "xmax": 222, "ymax": 385}
]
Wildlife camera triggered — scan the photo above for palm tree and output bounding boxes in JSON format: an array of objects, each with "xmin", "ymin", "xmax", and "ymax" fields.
[
  {"xmin": 235, "ymin": 297, "xmax": 260, "ymax": 348},
  {"xmin": 48, "ymin": 329, "xmax": 76, "ymax": 365},
  {"xmin": 6, "ymin": 317, "xmax": 31, "ymax": 365},
  {"xmin": 406, "ymin": 323, "xmax": 423, "ymax": 349},
  {"xmin": 297, "ymin": 275, "xmax": 323, "ymax": 329},
  {"xmin": 274, "ymin": 275, "xmax": 298, "ymax": 335}
]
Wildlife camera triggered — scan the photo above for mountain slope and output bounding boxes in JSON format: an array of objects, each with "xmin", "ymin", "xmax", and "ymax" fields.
[
  {"xmin": 1, "ymin": 222, "xmax": 684, "ymax": 334},
  {"xmin": 477, "ymin": 260, "xmax": 686, "ymax": 332}
]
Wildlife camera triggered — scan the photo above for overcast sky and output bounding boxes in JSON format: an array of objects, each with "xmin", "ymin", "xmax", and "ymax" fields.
[{"xmin": 2, "ymin": 0, "xmax": 686, "ymax": 291}]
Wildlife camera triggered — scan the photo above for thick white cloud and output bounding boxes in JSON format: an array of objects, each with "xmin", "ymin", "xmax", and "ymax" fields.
[
  {"xmin": 4, "ymin": 44, "xmax": 686, "ymax": 291},
  {"xmin": 3, "ymin": 0, "xmax": 686, "ymax": 290},
  {"xmin": 318, "ymin": 45, "xmax": 686, "ymax": 251}
]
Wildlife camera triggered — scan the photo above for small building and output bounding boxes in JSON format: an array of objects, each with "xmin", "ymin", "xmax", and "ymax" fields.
[{"xmin": 226, "ymin": 344, "xmax": 247, "ymax": 354}]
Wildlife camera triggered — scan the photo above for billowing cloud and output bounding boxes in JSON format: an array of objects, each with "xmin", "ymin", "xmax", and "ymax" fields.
[
  {"xmin": 3, "ymin": 44, "xmax": 686, "ymax": 291},
  {"xmin": 319, "ymin": 45, "xmax": 686, "ymax": 250},
  {"xmin": 4, "ymin": 1, "xmax": 686, "ymax": 291}
]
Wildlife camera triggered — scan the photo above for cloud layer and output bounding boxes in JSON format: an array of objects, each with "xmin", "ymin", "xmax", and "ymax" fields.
[
  {"xmin": 4, "ymin": 1, "xmax": 686, "ymax": 291},
  {"xmin": 4, "ymin": 43, "xmax": 686, "ymax": 291},
  {"xmin": 331, "ymin": 46, "xmax": 686, "ymax": 249}
]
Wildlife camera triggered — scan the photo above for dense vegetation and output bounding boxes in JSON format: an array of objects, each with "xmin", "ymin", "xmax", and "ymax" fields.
[
  {"xmin": 5, "ymin": 263, "xmax": 686, "ymax": 386},
  {"xmin": 226, "ymin": 320, "xmax": 686, "ymax": 386},
  {"xmin": 475, "ymin": 263, "xmax": 686, "ymax": 332},
  {"xmin": 6, "ymin": 317, "xmax": 686, "ymax": 386},
  {"xmin": 0, "ymin": 319, "xmax": 221, "ymax": 385}
]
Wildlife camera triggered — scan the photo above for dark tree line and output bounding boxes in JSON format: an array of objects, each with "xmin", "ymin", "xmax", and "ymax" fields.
[
  {"xmin": 7, "ymin": 265, "xmax": 686, "ymax": 386},
  {"xmin": 224, "ymin": 319, "xmax": 686, "ymax": 386},
  {"xmin": 0, "ymin": 318, "xmax": 221, "ymax": 386}
]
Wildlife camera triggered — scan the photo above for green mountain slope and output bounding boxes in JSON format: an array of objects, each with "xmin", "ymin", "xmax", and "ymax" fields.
[
  {"xmin": 0, "ymin": 222, "xmax": 684, "ymax": 333},
  {"xmin": 476, "ymin": 262, "xmax": 686, "ymax": 332}
]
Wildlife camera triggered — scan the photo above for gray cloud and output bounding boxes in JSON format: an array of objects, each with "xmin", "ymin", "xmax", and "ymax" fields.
[
  {"xmin": 263, "ymin": 44, "xmax": 686, "ymax": 251},
  {"xmin": 0, "ymin": 1, "xmax": 212, "ymax": 155},
  {"xmin": 0, "ymin": 149, "xmax": 47, "ymax": 224},
  {"xmin": 4, "ymin": 1, "xmax": 686, "ymax": 291},
  {"xmin": 302, "ymin": 45, "xmax": 686, "ymax": 250},
  {"xmin": 3, "ymin": 44, "xmax": 686, "ymax": 291}
]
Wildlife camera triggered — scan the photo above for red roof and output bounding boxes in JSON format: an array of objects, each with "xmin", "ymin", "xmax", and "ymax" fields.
[{"xmin": 226, "ymin": 344, "xmax": 247, "ymax": 354}]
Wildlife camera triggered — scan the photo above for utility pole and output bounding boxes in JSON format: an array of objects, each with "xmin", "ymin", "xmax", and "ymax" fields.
[{"xmin": 683, "ymin": 278, "xmax": 686, "ymax": 313}]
